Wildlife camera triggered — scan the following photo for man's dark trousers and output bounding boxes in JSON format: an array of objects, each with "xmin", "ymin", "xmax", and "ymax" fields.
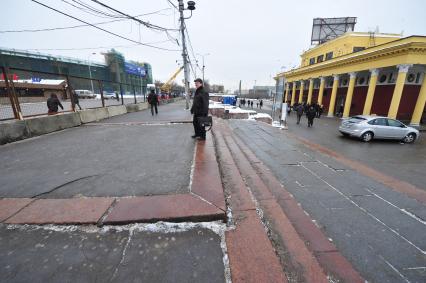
[
  {"xmin": 193, "ymin": 116, "xmax": 206, "ymax": 138},
  {"xmin": 151, "ymin": 103, "xmax": 158, "ymax": 115}
]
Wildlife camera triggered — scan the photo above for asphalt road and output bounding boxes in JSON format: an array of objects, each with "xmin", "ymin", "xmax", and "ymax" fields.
[
  {"xmin": 229, "ymin": 119, "xmax": 425, "ymax": 283},
  {"xmin": 0, "ymin": 100, "xmax": 194, "ymax": 198}
]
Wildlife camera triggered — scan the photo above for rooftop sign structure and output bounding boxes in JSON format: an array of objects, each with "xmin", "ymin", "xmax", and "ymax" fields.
[{"xmin": 311, "ymin": 17, "xmax": 357, "ymax": 45}]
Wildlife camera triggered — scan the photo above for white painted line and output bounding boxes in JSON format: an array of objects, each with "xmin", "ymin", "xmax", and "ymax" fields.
[
  {"xmin": 403, "ymin": 267, "xmax": 426, "ymax": 270},
  {"xmin": 378, "ymin": 254, "xmax": 411, "ymax": 283},
  {"xmin": 364, "ymin": 188, "xmax": 426, "ymax": 226},
  {"xmin": 300, "ymin": 163, "xmax": 426, "ymax": 256}
]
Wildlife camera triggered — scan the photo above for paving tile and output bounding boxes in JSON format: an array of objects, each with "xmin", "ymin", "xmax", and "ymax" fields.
[
  {"xmin": 104, "ymin": 194, "xmax": 224, "ymax": 224},
  {"xmin": 6, "ymin": 198, "xmax": 114, "ymax": 224},
  {"xmin": 192, "ymin": 161, "xmax": 226, "ymax": 211},
  {"xmin": 0, "ymin": 198, "xmax": 33, "ymax": 222},
  {"xmin": 226, "ymin": 210, "xmax": 287, "ymax": 283}
]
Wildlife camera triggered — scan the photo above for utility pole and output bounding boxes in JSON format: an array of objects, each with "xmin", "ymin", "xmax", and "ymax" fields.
[{"xmin": 178, "ymin": 0, "xmax": 192, "ymax": 110}]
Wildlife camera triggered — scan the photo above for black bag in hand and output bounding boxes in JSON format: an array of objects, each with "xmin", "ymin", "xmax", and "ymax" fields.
[{"xmin": 197, "ymin": 116, "xmax": 213, "ymax": 130}]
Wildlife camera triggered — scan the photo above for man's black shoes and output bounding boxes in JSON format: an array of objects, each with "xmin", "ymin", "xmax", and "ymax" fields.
[{"xmin": 191, "ymin": 135, "xmax": 198, "ymax": 138}]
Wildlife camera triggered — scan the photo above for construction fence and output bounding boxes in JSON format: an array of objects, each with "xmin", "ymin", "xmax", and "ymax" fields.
[{"xmin": 0, "ymin": 66, "xmax": 147, "ymax": 121}]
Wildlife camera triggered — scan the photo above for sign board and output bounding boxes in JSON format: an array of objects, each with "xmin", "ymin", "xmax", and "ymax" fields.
[
  {"xmin": 124, "ymin": 62, "xmax": 146, "ymax": 77},
  {"xmin": 311, "ymin": 17, "xmax": 357, "ymax": 45},
  {"xmin": 31, "ymin": 77, "xmax": 42, "ymax": 83}
]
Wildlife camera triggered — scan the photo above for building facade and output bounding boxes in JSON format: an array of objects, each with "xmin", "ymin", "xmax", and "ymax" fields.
[
  {"xmin": 276, "ymin": 32, "xmax": 426, "ymax": 126},
  {"xmin": 0, "ymin": 48, "xmax": 153, "ymax": 96}
]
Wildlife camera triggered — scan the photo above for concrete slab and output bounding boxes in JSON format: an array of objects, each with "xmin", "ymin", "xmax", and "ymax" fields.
[
  {"xmin": 0, "ymin": 120, "xmax": 30, "ymax": 145},
  {"xmin": 6, "ymin": 198, "xmax": 113, "ymax": 224},
  {"xmin": 78, "ymin": 108, "xmax": 109, "ymax": 123},
  {"xmin": 0, "ymin": 224, "xmax": 225, "ymax": 283},
  {"xmin": 104, "ymin": 194, "xmax": 224, "ymax": 224},
  {"xmin": 25, "ymin": 112, "xmax": 81, "ymax": 136},
  {"xmin": 0, "ymin": 124, "xmax": 194, "ymax": 198},
  {"xmin": 0, "ymin": 198, "xmax": 33, "ymax": 222},
  {"xmin": 107, "ymin": 105, "xmax": 127, "ymax": 117}
]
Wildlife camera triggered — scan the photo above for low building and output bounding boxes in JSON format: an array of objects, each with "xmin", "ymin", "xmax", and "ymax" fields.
[{"xmin": 276, "ymin": 32, "xmax": 426, "ymax": 125}]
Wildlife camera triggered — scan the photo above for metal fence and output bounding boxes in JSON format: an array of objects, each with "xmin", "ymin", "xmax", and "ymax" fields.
[{"xmin": 0, "ymin": 66, "xmax": 147, "ymax": 121}]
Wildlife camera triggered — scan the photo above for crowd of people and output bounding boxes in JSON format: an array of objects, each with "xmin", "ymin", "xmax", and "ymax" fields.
[
  {"xmin": 287, "ymin": 101, "xmax": 323, "ymax": 127},
  {"xmin": 239, "ymin": 98, "xmax": 263, "ymax": 109}
]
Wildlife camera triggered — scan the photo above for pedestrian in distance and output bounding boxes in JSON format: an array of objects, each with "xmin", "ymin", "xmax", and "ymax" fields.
[
  {"xmin": 296, "ymin": 103, "xmax": 304, "ymax": 124},
  {"xmin": 251, "ymin": 100, "xmax": 254, "ymax": 108},
  {"xmin": 307, "ymin": 105, "xmax": 316, "ymax": 127},
  {"xmin": 72, "ymin": 90, "xmax": 82, "ymax": 110},
  {"xmin": 317, "ymin": 104, "xmax": 323, "ymax": 118},
  {"xmin": 259, "ymin": 99, "xmax": 263, "ymax": 109},
  {"xmin": 47, "ymin": 93, "xmax": 64, "ymax": 115},
  {"xmin": 190, "ymin": 78, "xmax": 209, "ymax": 141},
  {"xmin": 256, "ymin": 101, "xmax": 259, "ymax": 108},
  {"xmin": 147, "ymin": 89, "xmax": 159, "ymax": 116}
]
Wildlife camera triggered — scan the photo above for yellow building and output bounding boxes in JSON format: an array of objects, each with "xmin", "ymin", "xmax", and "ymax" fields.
[{"xmin": 277, "ymin": 32, "xmax": 426, "ymax": 126}]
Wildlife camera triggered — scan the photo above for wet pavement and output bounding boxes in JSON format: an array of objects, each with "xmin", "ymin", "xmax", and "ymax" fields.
[
  {"xmin": 228, "ymin": 119, "xmax": 426, "ymax": 283},
  {"xmin": 244, "ymin": 100, "xmax": 426, "ymax": 191},
  {"xmin": 0, "ymin": 223, "xmax": 226, "ymax": 283}
]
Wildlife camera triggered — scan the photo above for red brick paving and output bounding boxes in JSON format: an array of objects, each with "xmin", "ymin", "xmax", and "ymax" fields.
[
  {"xmin": 0, "ymin": 198, "xmax": 34, "ymax": 222},
  {"xmin": 104, "ymin": 194, "xmax": 224, "ymax": 224},
  {"xmin": 214, "ymin": 119, "xmax": 364, "ymax": 283},
  {"xmin": 226, "ymin": 210, "xmax": 288, "ymax": 283},
  {"xmin": 5, "ymin": 198, "xmax": 114, "ymax": 224}
]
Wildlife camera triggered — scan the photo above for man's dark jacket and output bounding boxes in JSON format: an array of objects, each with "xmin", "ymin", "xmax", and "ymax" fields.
[
  {"xmin": 191, "ymin": 86, "xmax": 209, "ymax": 116},
  {"xmin": 47, "ymin": 97, "xmax": 63, "ymax": 112},
  {"xmin": 147, "ymin": 92, "xmax": 158, "ymax": 105}
]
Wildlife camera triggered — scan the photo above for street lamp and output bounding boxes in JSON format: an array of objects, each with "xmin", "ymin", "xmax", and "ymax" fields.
[
  {"xmin": 254, "ymin": 80, "xmax": 257, "ymax": 98},
  {"xmin": 88, "ymin": 52, "xmax": 96, "ymax": 94},
  {"xmin": 178, "ymin": 0, "xmax": 196, "ymax": 109},
  {"xmin": 196, "ymin": 53, "xmax": 210, "ymax": 83}
]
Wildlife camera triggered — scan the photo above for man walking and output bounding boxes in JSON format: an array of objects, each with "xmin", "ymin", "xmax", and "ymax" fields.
[
  {"xmin": 296, "ymin": 103, "xmax": 304, "ymax": 124},
  {"xmin": 147, "ymin": 88, "xmax": 158, "ymax": 116},
  {"xmin": 190, "ymin": 78, "xmax": 209, "ymax": 140},
  {"xmin": 47, "ymin": 93, "xmax": 64, "ymax": 115},
  {"xmin": 307, "ymin": 105, "xmax": 316, "ymax": 127}
]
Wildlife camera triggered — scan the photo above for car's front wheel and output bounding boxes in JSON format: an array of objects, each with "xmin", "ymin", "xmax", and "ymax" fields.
[
  {"xmin": 361, "ymin": 131, "xmax": 373, "ymax": 142},
  {"xmin": 403, "ymin": 133, "xmax": 416, "ymax": 143}
]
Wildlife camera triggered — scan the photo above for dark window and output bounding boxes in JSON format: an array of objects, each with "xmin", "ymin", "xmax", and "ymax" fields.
[
  {"xmin": 325, "ymin": 52, "xmax": 333, "ymax": 60},
  {"xmin": 309, "ymin": 58, "xmax": 315, "ymax": 65},
  {"xmin": 415, "ymin": 73, "xmax": 421, "ymax": 84},
  {"xmin": 368, "ymin": 118, "xmax": 387, "ymax": 126},
  {"xmin": 387, "ymin": 119, "xmax": 404, "ymax": 127},
  {"xmin": 379, "ymin": 74, "xmax": 387, "ymax": 83},
  {"xmin": 358, "ymin": 77, "xmax": 365, "ymax": 85},
  {"xmin": 353, "ymin": 47, "xmax": 365, "ymax": 53},
  {"xmin": 317, "ymin": 55, "xmax": 324, "ymax": 63},
  {"xmin": 407, "ymin": 73, "xmax": 416, "ymax": 83}
]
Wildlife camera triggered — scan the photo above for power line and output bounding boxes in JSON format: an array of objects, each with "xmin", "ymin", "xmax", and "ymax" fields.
[
  {"xmin": 90, "ymin": 0, "xmax": 179, "ymax": 32},
  {"xmin": 26, "ymin": 40, "xmax": 173, "ymax": 51},
  {"xmin": 166, "ymin": 0, "xmax": 178, "ymax": 10},
  {"xmin": 30, "ymin": 0, "xmax": 180, "ymax": 52},
  {"xmin": 0, "ymin": 9, "xmax": 171, "ymax": 33}
]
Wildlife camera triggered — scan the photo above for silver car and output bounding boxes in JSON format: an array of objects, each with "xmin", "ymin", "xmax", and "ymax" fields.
[{"xmin": 339, "ymin": 115, "xmax": 420, "ymax": 143}]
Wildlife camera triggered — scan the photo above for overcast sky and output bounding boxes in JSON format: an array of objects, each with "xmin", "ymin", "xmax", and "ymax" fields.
[{"xmin": 1, "ymin": 0, "xmax": 426, "ymax": 91}]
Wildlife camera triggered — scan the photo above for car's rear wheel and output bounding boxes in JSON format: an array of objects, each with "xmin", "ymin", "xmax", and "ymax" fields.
[
  {"xmin": 361, "ymin": 131, "xmax": 373, "ymax": 142},
  {"xmin": 403, "ymin": 133, "xmax": 416, "ymax": 143}
]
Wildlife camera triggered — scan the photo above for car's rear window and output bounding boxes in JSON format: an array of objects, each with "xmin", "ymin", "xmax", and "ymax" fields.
[{"xmin": 348, "ymin": 116, "xmax": 366, "ymax": 123}]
